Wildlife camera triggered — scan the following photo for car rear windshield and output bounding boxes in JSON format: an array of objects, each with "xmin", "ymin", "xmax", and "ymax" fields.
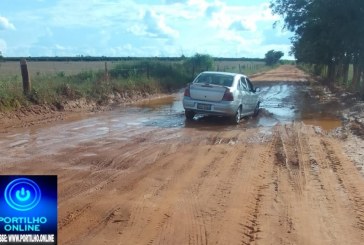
[{"xmin": 194, "ymin": 73, "xmax": 234, "ymax": 87}]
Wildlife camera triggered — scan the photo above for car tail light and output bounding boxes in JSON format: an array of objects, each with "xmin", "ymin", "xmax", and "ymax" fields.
[
  {"xmin": 184, "ymin": 85, "xmax": 190, "ymax": 97},
  {"xmin": 222, "ymin": 88, "xmax": 234, "ymax": 101}
]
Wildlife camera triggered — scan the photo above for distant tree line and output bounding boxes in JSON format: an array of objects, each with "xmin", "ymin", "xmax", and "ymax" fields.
[
  {"xmin": 271, "ymin": 0, "xmax": 364, "ymax": 93},
  {"xmin": 0, "ymin": 56, "xmax": 264, "ymax": 63}
]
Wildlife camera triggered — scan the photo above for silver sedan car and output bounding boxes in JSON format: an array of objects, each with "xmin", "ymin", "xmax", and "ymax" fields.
[{"xmin": 183, "ymin": 71, "xmax": 260, "ymax": 124}]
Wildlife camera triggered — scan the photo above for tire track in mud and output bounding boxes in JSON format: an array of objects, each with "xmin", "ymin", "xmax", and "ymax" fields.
[
  {"xmin": 152, "ymin": 134, "xmax": 269, "ymax": 245},
  {"xmin": 257, "ymin": 123, "xmax": 364, "ymax": 244},
  {"xmin": 260, "ymin": 125, "xmax": 325, "ymax": 244},
  {"xmin": 59, "ymin": 143, "xmax": 190, "ymax": 245},
  {"xmin": 63, "ymin": 206, "xmax": 122, "ymax": 245},
  {"xmin": 3, "ymin": 105, "xmax": 364, "ymax": 245},
  {"xmin": 321, "ymin": 139, "xmax": 364, "ymax": 232},
  {"xmin": 232, "ymin": 127, "xmax": 285, "ymax": 245},
  {"xmin": 271, "ymin": 128, "xmax": 299, "ymax": 240},
  {"xmin": 56, "ymin": 128, "xmax": 183, "ymax": 203},
  {"xmin": 115, "ymin": 144, "xmax": 209, "ymax": 245},
  {"xmin": 31, "ymin": 122, "xmax": 364, "ymax": 244},
  {"xmin": 59, "ymin": 203, "xmax": 92, "ymax": 230},
  {"xmin": 303, "ymin": 130, "xmax": 351, "ymax": 243},
  {"xmin": 275, "ymin": 124, "xmax": 304, "ymax": 193},
  {"xmin": 202, "ymin": 132, "xmax": 275, "ymax": 245},
  {"xmin": 55, "ymin": 127, "xmax": 188, "ymax": 244},
  {"xmin": 111, "ymin": 130, "xmax": 274, "ymax": 245},
  {"xmin": 165, "ymin": 142, "xmax": 240, "ymax": 245},
  {"xmin": 146, "ymin": 141, "xmax": 243, "ymax": 245},
  {"xmin": 260, "ymin": 125, "xmax": 322, "ymax": 243}
]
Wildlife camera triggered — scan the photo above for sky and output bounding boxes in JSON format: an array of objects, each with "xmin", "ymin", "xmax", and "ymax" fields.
[{"xmin": 0, "ymin": 0, "xmax": 293, "ymax": 58}]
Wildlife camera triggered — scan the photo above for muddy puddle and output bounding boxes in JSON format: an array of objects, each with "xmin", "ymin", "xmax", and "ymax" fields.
[
  {"xmin": 258, "ymin": 83, "xmax": 343, "ymax": 130},
  {"xmin": 0, "ymin": 83, "xmax": 344, "ymax": 162},
  {"xmin": 302, "ymin": 118, "xmax": 342, "ymax": 131},
  {"xmin": 134, "ymin": 83, "xmax": 343, "ymax": 131}
]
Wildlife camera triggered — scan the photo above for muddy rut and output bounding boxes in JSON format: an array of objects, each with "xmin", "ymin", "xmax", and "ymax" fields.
[{"xmin": 1, "ymin": 66, "xmax": 364, "ymax": 244}]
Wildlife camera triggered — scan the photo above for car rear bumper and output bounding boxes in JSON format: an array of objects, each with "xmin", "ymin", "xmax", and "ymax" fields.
[{"xmin": 183, "ymin": 96, "xmax": 239, "ymax": 116}]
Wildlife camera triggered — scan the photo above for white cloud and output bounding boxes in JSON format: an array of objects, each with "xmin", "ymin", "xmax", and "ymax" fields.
[
  {"xmin": 208, "ymin": 2, "xmax": 278, "ymax": 30},
  {"xmin": 188, "ymin": 0, "xmax": 208, "ymax": 8},
  {"xmin": 165, "ymin": 0, "xmax": 189, "ymax": 4},
  {"xmin": 48, "ymin": 0, "xmax": 137, "ymax": 28},
  {"xmin": 0, "ymin": 16, "xmax": 15, "ymax": 30},
  {"xmin": 0, "ymin": 0, "xmax": 293, "ymax": 58},
  {"xmin": 205, "ymin": 3, "xmax": 222, "ymax": 17},
  {"xmin": 229, "ymin": 21, "xmax": 249, "ymax": 31},
  {"xmin": 55, "ymin": 44, "xmax": 66, "ymax": 50},
  {"xmin": 129, "ymin": 10, "xmax": 179, "ymax": 39},
  {"xmin": 229, "ymin": 19, "xmax": 257, "ymax": 32}
]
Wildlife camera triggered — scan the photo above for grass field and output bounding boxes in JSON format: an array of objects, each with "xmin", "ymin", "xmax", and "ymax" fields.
[
  {"xmin": 0, "ymin": 59, "xmax": 269, "ymax": 111},
  {"xmin": 0, "ymin": 60, "xmax": 266, "ymax": 77}
]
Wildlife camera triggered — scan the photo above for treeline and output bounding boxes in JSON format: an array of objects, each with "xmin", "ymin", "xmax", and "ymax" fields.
[
  {"xmin": 271, "ymin": 0, "xmax": 364, "ymax": 93},
  {"xmin": 0, "ymin": 56, "xmax": 264, "ymax": 62}
]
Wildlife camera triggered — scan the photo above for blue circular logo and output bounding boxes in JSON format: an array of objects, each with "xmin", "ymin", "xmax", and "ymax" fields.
[{"xmin": 4, "ymin": 178, "xmax": 41, "ymax": 211}]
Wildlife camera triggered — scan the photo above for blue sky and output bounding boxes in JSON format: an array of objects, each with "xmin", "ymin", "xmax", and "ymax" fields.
[{"xmin": 0, "ymin": 0, "xmax": 293, "ymax": 58}]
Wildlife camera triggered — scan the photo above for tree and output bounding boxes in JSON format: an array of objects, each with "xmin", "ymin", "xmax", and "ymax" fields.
[
  {"xmin": 265, "ymin": 50, "xmax": 284, "ymax": 65},
  {"xmin": 270, "ymin": 0, "xmax": 364, "ymax": 89},
  {"xmin": 184, "ymin": 53, "xmax": 214, "ymax": 78}
]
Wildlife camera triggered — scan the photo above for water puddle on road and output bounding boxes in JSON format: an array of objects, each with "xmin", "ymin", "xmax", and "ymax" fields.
[
  {"xmin": 135, "ymin": 96, "xmax": 176, "ymax": 109},
  {"xmin": 134, "ymin": 83, "xmax": 344, "ymax": 131},
  {"xmin": 256, "ymin": 83, "xmax": 343, "ymax": 131},
  {"xmin": 0, "ymin": 83, "xmax": 345, "ymax": 162},
  {"xmin": 302, "ymin": 118, "xmax": 342, "ymax": 131}
]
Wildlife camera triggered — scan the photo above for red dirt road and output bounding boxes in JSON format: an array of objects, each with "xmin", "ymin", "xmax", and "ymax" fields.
[{"xmin": 1, "ymin": 65, "xmax": 364, "ymax": 244}]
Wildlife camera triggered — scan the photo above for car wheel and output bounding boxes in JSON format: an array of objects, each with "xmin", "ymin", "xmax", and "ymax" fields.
[
  {"xmin": 185, "ymin": 110, "xmax": 195, "ymax": 120},
  {"xmin": 253, "ymin": 102, "xmax": 260, "ymax": 117},
  {"xmin": 232, "ymin": 106, "xmax": 241, "ymax": 124}
]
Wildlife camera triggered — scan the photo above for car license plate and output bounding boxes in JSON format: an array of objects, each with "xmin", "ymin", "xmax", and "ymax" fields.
[{"xmin": 197, "ymin": 103, "xmax": 211, "ymax": 110}]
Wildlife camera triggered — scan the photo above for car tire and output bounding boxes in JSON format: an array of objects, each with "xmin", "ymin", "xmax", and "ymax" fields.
[
  {"xmin": 185, "ymin": 110, "xmax": 195, "ymax": 120},
  {"xmin": 232, "ymin": 106, "xmax": 241, "ymax": 124},
  {"xmin": 253, "ymin": 102, "xmax": 260, "ymax": 117}
]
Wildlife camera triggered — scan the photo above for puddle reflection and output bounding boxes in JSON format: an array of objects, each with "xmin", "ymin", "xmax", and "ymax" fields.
[{"xmin": 136, "ymin": 83, "xmax": 343, "ymax": 131}]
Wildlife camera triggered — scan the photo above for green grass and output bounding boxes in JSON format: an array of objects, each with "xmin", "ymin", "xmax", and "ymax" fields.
[
  {"xmin": 0, "ymin": 76, "xmax": 27, "ymax": 110},
  {"xmin": 0, "ymin": 60, "xmax": 189, "ymax": 111},
  {"xmin": 0, "ymin": 59, "xmax": 273, "ymax": 111},
  {"xmin": 298, "ymin": 63, "xmax": 358, "ymax": 89},
  {"xmin": 213, "ymin": 61, "xmax": 267, "ymax": 75}
]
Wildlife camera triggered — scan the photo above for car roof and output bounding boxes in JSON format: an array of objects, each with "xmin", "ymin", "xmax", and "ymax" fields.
[{"xmin": 199, "ymin": 71, "xmax": 247, "ymax": 78}]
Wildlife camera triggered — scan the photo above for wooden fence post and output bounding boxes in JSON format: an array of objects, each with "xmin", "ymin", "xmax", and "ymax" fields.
[
  {"xmin": 146, "ymin": 64, "xmax": 150, "ymax": 78},
  {"xmin": 20, "ymin": 59, "xmax": 31, "ymax": 95},
  {"xmin": 104, "ymin": 62, "xmax": 109, "ymax": 81}
]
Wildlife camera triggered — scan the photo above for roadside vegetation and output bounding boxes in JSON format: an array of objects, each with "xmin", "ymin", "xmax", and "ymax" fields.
[
  {"xmin": 271, "ymin": 0, "xmax": 364, "ymax": 97},
  {"xmin": 0, "ymin": 54, "xmax": 270, "ymax": 111}
]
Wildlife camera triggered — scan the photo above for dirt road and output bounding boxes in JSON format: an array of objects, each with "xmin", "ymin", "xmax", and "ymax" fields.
[{"xmin": 1, "ymin": 65, "xmax": 364, "ymax": 244}]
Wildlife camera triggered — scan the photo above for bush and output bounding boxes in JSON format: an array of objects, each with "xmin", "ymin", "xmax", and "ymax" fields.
[
  {"xmin": 184, "ymin": 53, "xmax": 214, "ymax": 78},
  {"xmin": 109, "ymin": 60, "xmax": 189, "ymax": 91},
  {"xmin": 265, "ymin": 50, "xmax": 284, "ymax": 66}
]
